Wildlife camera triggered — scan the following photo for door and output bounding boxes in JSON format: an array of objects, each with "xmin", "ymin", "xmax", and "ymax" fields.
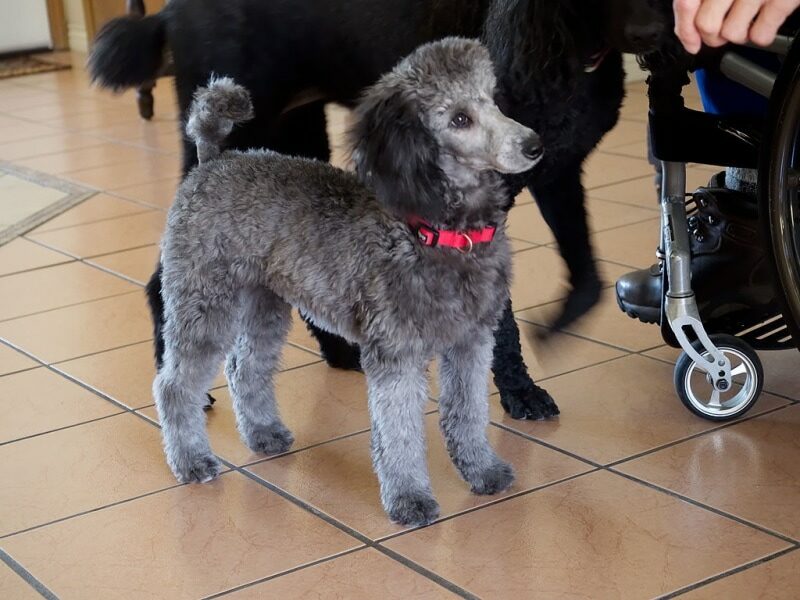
[{"xmin": 0, "ymin": 0, "xmax": 52, "ymax": 54}]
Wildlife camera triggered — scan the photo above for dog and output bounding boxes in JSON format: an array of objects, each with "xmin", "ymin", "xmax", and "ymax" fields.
[
  {"xmin": 90, "ymin": 0, "xmax": 670, "ymax": 421},
  {"xmin": 155, "ymin": 38, "xmax": 543, "ymax": 526}
]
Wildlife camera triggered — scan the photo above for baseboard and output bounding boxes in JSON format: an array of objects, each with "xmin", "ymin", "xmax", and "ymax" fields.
[
  {"xmin": 624, "ymin": 54, "xmax": 647, "ymax": 83},
  {"xmin": 67, "ymin": 24, "xmax": 87, "ymax": 52}
]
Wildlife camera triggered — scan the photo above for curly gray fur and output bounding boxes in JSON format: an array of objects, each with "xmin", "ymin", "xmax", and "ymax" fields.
[
  {"xmin": 186, "ymin": 76, "xmax": 254, "ymax": 163},
  {"xmin": 154, "ymin": 38, "xmax": 541, "ymax": 526}
]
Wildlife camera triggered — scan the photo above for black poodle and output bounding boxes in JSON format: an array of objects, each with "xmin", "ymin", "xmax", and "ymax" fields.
[{"xmin": 89, "ymin": 0, "xmax": 670, "ymax": 420}]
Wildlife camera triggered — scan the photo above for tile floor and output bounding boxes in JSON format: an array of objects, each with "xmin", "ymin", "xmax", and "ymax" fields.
[{"xmin": 0, "ymin": 56, "xmax": 799, "ymax": 600}]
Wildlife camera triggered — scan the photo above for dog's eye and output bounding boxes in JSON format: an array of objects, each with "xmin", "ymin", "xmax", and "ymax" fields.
[{"xmin": 450, "ymin": 112, "xmax": 472, "ymax": 129}]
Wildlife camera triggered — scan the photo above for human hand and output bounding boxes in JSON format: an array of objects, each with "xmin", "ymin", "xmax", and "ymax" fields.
[{"xmin": 674, "ymin": 0, "xmax": 800, "ymax": 54}]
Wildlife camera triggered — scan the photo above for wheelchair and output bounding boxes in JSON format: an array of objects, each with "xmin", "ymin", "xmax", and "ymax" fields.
[{"xmin": 634, "ymin": 30, "xmax": 800, "ymax": 422}]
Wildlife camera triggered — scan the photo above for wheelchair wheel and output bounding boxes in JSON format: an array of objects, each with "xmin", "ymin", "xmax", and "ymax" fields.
[
  {"xmin": 760, "ymin": 34, "xmax": 800, "ymax": 344},
  {"xmin": 674, "ymin": 334, "xmax": 763, "ymax": 421}
]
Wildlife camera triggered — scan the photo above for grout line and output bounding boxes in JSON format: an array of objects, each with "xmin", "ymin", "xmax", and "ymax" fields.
[
  {"xmin": 30, "ymin": 205, "xmax": 157, "ymax": 235},
  {"xmin": 200, "ymin": 547, "xmax": 367, "ymax": 599},
  {"xmin": 0, "ymin": 412, "xmax": 126, "ymax": 448},
  {"xmin": 657, "ymin": 546, "xmax": 800, "ymax": 599},
  {"xmin": 609, "ymin": 468, "xmax": 800, "ymax": 545},
  {"xmin": 0, "ymin": 482, "xmax": 187, "ymax": 542},
  {"xmin": 488, "ymin": 421, "xmax": 604, "ymax": 468},
  {"xmin": 0, "ymin": 289, "xmax": 139, "ymax": 325},
  {"xmin": 605, "ymin": 402, "xmax": 797, "ymax": 468},
  {"xmin": 375, "ymin": 468, "xmax": 600, "ymax": 545},
  {"xmin": 233, "ymin": 466, "xmax": 477, "ymax": 599},
  {"xmin": 0, "ymin": 335, "xmax": 152, "ymax": 369},
  {"xmin": 0, "ymin": 547, "xmax": 59, "ymax": 600}
]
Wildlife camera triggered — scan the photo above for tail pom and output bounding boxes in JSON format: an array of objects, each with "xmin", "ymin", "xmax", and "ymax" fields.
[{"xmin": 186, "ymin": 76, "xmax": 254, "ymax": 163}]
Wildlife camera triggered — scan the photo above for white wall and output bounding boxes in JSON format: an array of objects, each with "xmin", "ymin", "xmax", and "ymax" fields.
[{"xmin": 0, "ymin": 0, "xmax": 51, "ymax": 54}]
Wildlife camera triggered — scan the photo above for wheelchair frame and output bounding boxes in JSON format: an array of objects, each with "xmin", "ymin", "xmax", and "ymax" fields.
[{"xmin": 644, "ymin": 33, "xmax": 800, "ymax": 420}]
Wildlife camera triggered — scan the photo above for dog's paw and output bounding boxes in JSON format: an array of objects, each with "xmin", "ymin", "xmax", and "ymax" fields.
[
  {"xmin": 500, "ymin": 385, "xmax": 560, "ymax": 420},
  {"xmin": 244, "ymin": 423, "xmax": 295, "ymax": 455},
  {"xmin": 387, "ymin": 492, "xmax": 440, "ymax": 527},
  {"xmin": 171, "ymin": 453, "xmax": 223, "ymax": 484},
  {"xmin": 469, "ymin": 460, "xmax": 515, "ymax": 495}
]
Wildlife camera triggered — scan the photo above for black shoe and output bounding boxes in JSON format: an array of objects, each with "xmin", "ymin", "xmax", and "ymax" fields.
[{"xmin": 615, "ymin": 181, "xmax": 774, "ymax": 327}]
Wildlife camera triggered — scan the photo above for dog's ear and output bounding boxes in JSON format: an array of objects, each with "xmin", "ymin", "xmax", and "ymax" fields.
[{"xmin": 350, "ymin": 87, "xmax": 447, "ymax": 222}]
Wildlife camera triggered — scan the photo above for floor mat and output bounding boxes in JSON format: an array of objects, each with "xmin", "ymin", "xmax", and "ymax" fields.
[
  {"xmin": 0, "ymin": 54, "xmax": 70, "ymax": 80},
  {"xmin": 0, "ymin": 161, "xmax": 94, "ymax": 246}
]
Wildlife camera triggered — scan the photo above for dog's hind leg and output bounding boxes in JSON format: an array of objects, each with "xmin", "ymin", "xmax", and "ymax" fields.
[
  {"xmin": 492, "ymin": 299, "xmax": 560, "ymax": 420},
  {"xmin": 226, "ymin": 287, "xmax": 294, "ymax": 456},
  {"xmin": 154, "ymin": 277, "xmax": 240, "ymax": 483},
  {"xmin": 362, "ymin": 345, "xmax": 438, "ymax": 527},
  {"xmin": 440, "ymin": 329, "xmax": 515, "ymax": 495}
]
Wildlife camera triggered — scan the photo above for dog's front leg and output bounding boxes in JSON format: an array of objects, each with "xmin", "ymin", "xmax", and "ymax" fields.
[
  {"xmin": 440, "ymin": 329, "xmax": 515, "ymax": 495},
  {"xmin": 362, "ymin": 346, "xmax": 439, "ymax": 527}
]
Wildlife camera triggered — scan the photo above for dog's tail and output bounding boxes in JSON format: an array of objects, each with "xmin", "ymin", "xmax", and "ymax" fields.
[
  {"xmin": 185, "ymin": 77, "xmax": 254, "ymax": 164},
  {"xmin": 87, "ymin": 13, "xmax": 167, "ymax": 91}
]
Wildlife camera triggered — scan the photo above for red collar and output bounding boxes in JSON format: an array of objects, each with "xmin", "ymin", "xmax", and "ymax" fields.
[{"xmin": 408, "ymin": 217, "xmax": 496, "ymax": 253}]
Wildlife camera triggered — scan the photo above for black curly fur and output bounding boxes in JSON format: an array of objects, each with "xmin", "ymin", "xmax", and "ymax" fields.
[{"xmin": 93, "ymin": 0, "xmax": 669, "ymax": 420}]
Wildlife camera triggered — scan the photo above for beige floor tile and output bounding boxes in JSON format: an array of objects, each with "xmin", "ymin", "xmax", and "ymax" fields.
[
  {"xmin": 489, "ymin": 355, "xmax": 790, "ymax": 464},
  {"xmin": 41, "ymin": 110, "xmax": 143, "ymax": 132},
  {"xmin": 14, "ymin": 143, "xmax": 158, "ymax": 176},
  {"xmin": 0, "ymin": 238, "xmax": 71, "ymax": 277},
  {"xmin": 597, "ymin": 119, "xmax": 648, "ymax": 151},
  {"xmin": 0, "ymin": 367, "xmax": 120, "ymax": 444},
  {"xmin": 515, "ymin": 319, "xmax": 626, "ymax": 383},
  {"xmin": 646, "ymin": 346, "xmax": 800, "ymax": 401},
  {"xmin": 383, "ymin": 471, "xmax": 789, "ymax": 599},
  {"xmin": 87, "ymin": 244, "xmax": 160, "ymax": 285},
  {"xmin": 0, "ymin": 343, "xmax": 37, "ymax": 375},
  {"xmin": 583, "ymin": 152, "xmax": 654, "ymax": 189},
  {"xmin": 602, "ymin": 138, "xmax": 648, "ymax": 159},
  {"xmin": 509, "ymin": 237, "xmax": 536, "ymax": 253},
  {"xmin": 518, "ymin": 289, "xmax": 664, "ymax": 351},
  {"xmin": 680, "ymin": 550, "xmax": 800, "ymax": 599},
  {"xmin": 0, "ymin": 563, "xmax": 39, "ymax": 600},
  {"xmin": 108, "ymin": 177, "xmax": 179, "ymax": 209},
  {"xmin": 0, "ymin": 120, "xmax": 56, "ymax": 144},
  {"xmin": 64, "ymin": 157, "xmax": 181, "ymax": 191},
  {"xmin": 30, "ymin": 193, "xmax": 151, "ymax": 233},
  {"xmin": 0, "ymin": 132, "xmax": 104, "ymax": 162},
  {"xmin": 52, "ymin": 342, "xmax": 189, "ymax": 410},
  {"xmin": 0, "ymin": 261, "xmax": 136, "ymax": 321},
  {"xmin": 250, "ymin": 413, "xmax": 590, "ymax": 539},
  {"xmin": 0, "ymin": 413, "xmax": 179, "ymax": 536},
  {"xmin": 510, "ymin": 247, "xmax": 630, "ymax": 311},
  {"xmin": 2, "ymin": 471, "xmax": 359, "ymax": 600},
  {"xmin": 227, "ymin": 549, "xmax": 457, "ymax": 599},
  {"xmin": 27, "ymin": 210, "xmax": 166, "ymax": 259},
  {"xmin": 84, "ymin": 118, "xmax": 179, "ymax": 145},
  {"xmin": 586, "ymin": 196, "xmax": 659, "ymax": 233},
  {"xmin": 592, "ymin": 218, "xmax": 661, "ymax": 269},
  {"xmin": 0, "ymin": 292, "xmax": 152, "ymax": 364},
  {"xmin": 507, "ymin": 203, "xmax": 553, "ymax": 245},
  {"xmin": 590, "ymin": 167, "xmax": 715, "ymax": 208},
  {"xmin": 618, "ymin": 405, "xmax": 800, "ymax": 539}
]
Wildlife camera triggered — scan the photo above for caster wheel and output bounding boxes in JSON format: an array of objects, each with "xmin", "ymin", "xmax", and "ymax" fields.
[{"xmin": 674, "ymin": 334, "xmax": 763, "ymax": 421}]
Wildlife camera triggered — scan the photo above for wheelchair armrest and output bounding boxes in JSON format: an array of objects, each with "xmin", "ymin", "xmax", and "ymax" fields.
[{"xmin": 649, "ymin": 106, "xmax": 762, "ymax": 168}]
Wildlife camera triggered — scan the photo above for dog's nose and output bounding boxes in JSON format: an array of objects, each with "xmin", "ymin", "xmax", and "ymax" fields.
[
  {"xmin": 625, "ymin": 21, "xmax": 663, "ymax": 49},
  {"xmin": 522, "ymin": 134, "xmax": 543, "ymax": 161}
]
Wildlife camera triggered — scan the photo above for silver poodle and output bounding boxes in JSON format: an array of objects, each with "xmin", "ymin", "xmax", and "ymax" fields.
[{"xmin": 154, "ymin": 37, "xmax": 543, "ymax": 526}]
